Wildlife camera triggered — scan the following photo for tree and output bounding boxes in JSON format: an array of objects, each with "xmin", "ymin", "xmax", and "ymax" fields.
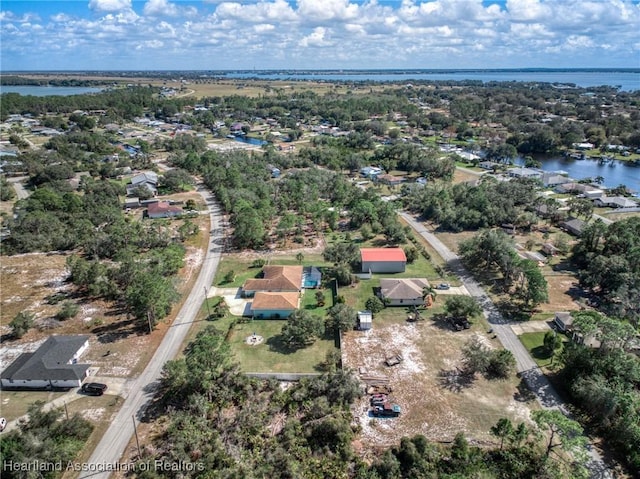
[
  {"xmin": 444, "ymin": 296, "xmax": 481, "ymax": 322},
  {"xmin": 543, "ymin": 330, "xmax": 562, "ymax": 358},
  {"xmin": 517, "ymin": 260, "xmax": 549, "ymax": 308},
  {"xmin": 461, "ymin": 335, "xmax": 491, "ymax": 375},
  {"xmin": 326, "ymin": 303, "xmax": 357, "ymax": 333},
  {"xmin": 365, "ymin": 296, "xmax": 385, "ymax": 314},
  {"xmin": 491, "ymin": 418, "xmax": 514, "ymax": 450},
  {"xmin": 487, "ymin": 349, "xmax": 516, "ymax": 378},
  {"xmin": 532, "ymin": 410, "xmax": 588, "ymax": 463},
  {"xmin": 10, "ymin": 311, "xmax": 35, "ymax": 338},
  {"xmin": 295, "ymin": 252, "xmax": 304, "ymax": 264},
  {"xmin": 281, "ymin": 310, "xmax": 325, "ymax": 349},
  {"xmin": 315, "ymin": 290, "xmax": 326, "ymax": 307}
]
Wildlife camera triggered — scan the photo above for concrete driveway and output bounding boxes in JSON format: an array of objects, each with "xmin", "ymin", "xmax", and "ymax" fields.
[
  {"xmin": 210, "ymin": 287, "xmax": 252, "ymax": 316},
  {"xmin": 433, "ymin": 285, "xmax": 470, "ymax": 296}
]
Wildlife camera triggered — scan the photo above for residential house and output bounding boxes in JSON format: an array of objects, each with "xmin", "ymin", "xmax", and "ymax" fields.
[
  {"xmin": 243, "ymin": 265, "xmax": 303, "ymax": 297},
  {"xmin": 127, "ymin": 170, "xmax": 158, "ymax": 197},
  {"xmin": 251, "ymin": 292, "xmax": 300, "ymax": 319},
  {"xmin": 376, "ymin": 174, "xmax": 405, "ymax": 186},
  {"xmin": 507, "ymin": 167, "xmax": 542, "ymax": 179},
  {"xmin": 594, "ymin": 196, "xmax": 638, "ymax": 208},
  {"xmin": 358, "ymin": 310, "xmax": 373, "ymax": 330},
  {"xmin": 360, "ymin": 166, "xmax": 383, "ymax": 178},
  {"xmin": 556, "ymin": 182, "xmax": 604, "ymax": 198},
  {"xmin": 1, "ymin": 335, "xmax": 90, "ymax": 389},
  {"xmin": 123, "ymin": 197, "xmax": 141, "ymax": 209},
  {"xmin": 572, "ymin": 142, "xmax": 594, "ymax": 150},
  {"xmin": 554, "ymin": 312, "xmax": 574, "ymax": 333},
  {"xmin": 542, "ymin": 172, "xmax": 569, "ymax": 187},
  {"xmin": 379, "ymin": 278, "xmax": 430, "ymax": 306},
  {"xmin": 360, "ymin": 248, "xmax": 407, "ymax": 273},
  {"xmin": 561, "ymin": 218, "xmax": 586, "ymax": 236},
  {"xmin": 147, "ymin": 201, "xmax": 183, "ymax": 219},
  {"xmin": 479, "ymin": 161, "xmax": 499, "ymax": 170}
]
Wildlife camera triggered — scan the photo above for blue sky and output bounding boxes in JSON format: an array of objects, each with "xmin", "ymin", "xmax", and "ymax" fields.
[{"xmin": 1, "ymin": 0, "xmax": 639, "ymax": 71}]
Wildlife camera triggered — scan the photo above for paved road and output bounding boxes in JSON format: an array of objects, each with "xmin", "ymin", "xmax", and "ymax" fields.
[
  {"xmin": 79, "ymin": 185, "xmax": 223, "ymax": 478},
  {"xmin": 399, "ymin": 212, "xmax": 613, "ymax": 479},
  {"xmin": 7, "ymin": 176, "xmax": 30, "ymax": 200}
]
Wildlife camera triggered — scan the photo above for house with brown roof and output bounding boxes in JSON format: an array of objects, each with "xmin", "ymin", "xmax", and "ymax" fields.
[
  {"xmin": 360, "ymin": 248, "xmax": 407, "ymax": 273},
  {"xmin": 242, "ymin": 265, "xmax": 303, "ymax": 297},
  {"xmin": 147, "ymin": 201, "xmax": 183, "ymax": 219},
  {"xmin": 251, "ymin": 292, "xmax": 300, "ymax": 319},
  {"xmin": 379, "ymin": 278, "xmax": 430, "ymax": 306}
]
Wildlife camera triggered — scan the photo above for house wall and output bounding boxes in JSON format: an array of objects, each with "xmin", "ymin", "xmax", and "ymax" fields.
[
  {"xmin": 0, "ymin": 378, "xmax": 82, "ymax": 389},
  {"xmin": 385, "ymin": 298, "xmax": 424, "ymax": 307},
  {"xmin": 362, "ymin": 260, "xmax": 406, "ymax": 273},
  {"xmin": 252, "ymin": 309, "xmax": 295, "ymax": 319}
]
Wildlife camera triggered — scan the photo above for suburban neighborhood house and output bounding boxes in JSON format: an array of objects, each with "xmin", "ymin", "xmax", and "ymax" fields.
[
  {"xmin": 126, "ymin": 170, "xmax": 158, "ymax": 197},
  {"xmin": 360, "ymin": 248, "xmax": 407, "ymax": 273},
  {"xmin": 147, "ymin": 201, "xmax": 183, "ymax": 219},
  {"xmin": 242, "ymin": 265, "xmax": 304, "ymax": 297},
  {"xmin": 251, "ymin": 292, "xmax": 300, "ymax": 319},
  {"xmin": 0, "ymin": 335, "xmax": 91, "ymax": 389},
  {"xmin": 554, "ymin": 312, "xmax": 573, "ymax": 333},
  {"xmin": 379, "ymin": 278, "xmax": 431, "ymax": 306}
]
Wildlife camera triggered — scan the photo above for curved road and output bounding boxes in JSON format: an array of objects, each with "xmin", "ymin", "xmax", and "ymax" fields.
[
  {"xmin": 399, "ymin": 212, "xmax": 613, "ymax": 479},
  {"xmin": 79, "ymin": 185, "xmax": 223, "ymax": 478}
]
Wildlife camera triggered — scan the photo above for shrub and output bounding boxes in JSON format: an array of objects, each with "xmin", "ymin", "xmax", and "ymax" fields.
[{"xmin": 56, "ymin": 301, "xmax": 79, "ymax": 321}]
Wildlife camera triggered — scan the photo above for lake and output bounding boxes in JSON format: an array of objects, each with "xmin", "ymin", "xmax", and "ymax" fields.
[
  {"xmin": 223, "ymin": 69, "xmax": 640, "ymax": 92},
  {"xmin": 0, "ymin": 86, "xmax": 103, "ymax": 96},
  {"xmin": 514, "ymin": 156, "xmax": 640, "ymax": 192}
]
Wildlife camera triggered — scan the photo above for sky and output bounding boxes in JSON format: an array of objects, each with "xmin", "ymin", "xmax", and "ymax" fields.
[{"xmin": 1, "ymin": 0, "xmax": 639, "ymax": 71}]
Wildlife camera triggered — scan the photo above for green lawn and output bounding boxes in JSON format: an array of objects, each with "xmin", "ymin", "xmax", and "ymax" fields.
[
  {"xmin": 519, "ymin": 331, "xmax": 566, "ymax": 369},
  {"xmin": 227, "ymin": 319, "xmax": 335, "ymax": 373}
]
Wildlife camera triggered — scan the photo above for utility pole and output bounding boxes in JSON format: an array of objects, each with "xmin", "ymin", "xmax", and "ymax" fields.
[
  {"xmin": 64, "ymin": 401, "xmax": 69, "ymax": 420},
  {"xmin": 204, "ymin": 286, "xmax": 211, "ymax": 318},
  {"xmin": 147, "ymin": 311, "xmax": 153, "ymax": 334},
  {"xmin": 132, "ymin": 415, "xmax": 142, "ymax": 459}
]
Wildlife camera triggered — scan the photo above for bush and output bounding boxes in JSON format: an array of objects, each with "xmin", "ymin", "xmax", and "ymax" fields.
[
  {"xmin": 365, "ymin": 296, "xmax": 385, "ymax": 314},
  {"xmin": 56, "ymin": 301, "xmax": 79, "ymax": 321},
  {"xmin": 251, "ymin": 258, "xmax": 267, "ymax": 268},
  {"xmin": 10, "ymin": 311, "xmax": 35, "ymax": 338}
]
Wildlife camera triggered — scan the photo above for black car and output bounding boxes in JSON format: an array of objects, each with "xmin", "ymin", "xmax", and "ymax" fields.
[{"xmin": 81, "ymin": 382, "xmax": 108, "ymax": 396}]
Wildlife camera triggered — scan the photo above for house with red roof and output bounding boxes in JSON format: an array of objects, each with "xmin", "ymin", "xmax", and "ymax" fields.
[{"xmin": 360, "ymin": 248, "xmax": 407, "ymax": 273}]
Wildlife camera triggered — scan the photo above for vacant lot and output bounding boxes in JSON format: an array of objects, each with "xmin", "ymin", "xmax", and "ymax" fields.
[
  {"xmin": 342, "ymin": 313, "xmax": 536, "ymax": 456},
  {"xmin": 0, "ymin": 198, "xmax": 209, "ymax": 425}
]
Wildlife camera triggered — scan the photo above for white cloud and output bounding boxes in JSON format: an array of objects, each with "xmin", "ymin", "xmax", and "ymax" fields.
[
  {"xmin": 300, "ymin": 26, "xmax": 331, "ymax": 47},
  {"xmin": 1, "ymin": 0, "xmax": 638, "ymax": 70},
  {"xmin": 88, "ymin": 0, "xmax": 132, "ymax": 12},
  {"xmin": 297, "ymin": 0, "xmax": 359, "ymax": 22},
  {"xmin": 143, "ymin": 0, "xmax": 179, "ymax": 17}
]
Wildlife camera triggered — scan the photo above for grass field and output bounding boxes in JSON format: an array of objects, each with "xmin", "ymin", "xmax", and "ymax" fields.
[
  {"xmin": 518, "ymin": 331, "xmax": 567, "ymax": 369},
  {"xmin": 227, "ymin": 319, "xmax": 335, "ymax": 373}
]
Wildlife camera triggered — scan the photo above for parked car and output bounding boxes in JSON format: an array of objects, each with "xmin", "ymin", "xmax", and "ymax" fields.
[
  {"xmin": 81, "ymin": 382, "xmax": 108, "ymax": 396},
  {"xmin": 0, "ymin": 417, "xmax": 6, "ymax": 432},
  {"xmin": 437, "ymin": 283, "xmax": 450, "ymax": 290},
  {"xmin": 372, "ymin": 403, "xmax": 402, "ymax": 417}
]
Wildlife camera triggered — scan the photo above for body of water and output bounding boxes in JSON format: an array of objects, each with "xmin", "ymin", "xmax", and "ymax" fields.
[
  {"xmin": 234, "ymin": 136, "xmax": 267, "ymax": 146},
  {"xmin": 514, "ymin": 156, "xmax": 640, "ymax": 192},
  {"xmin": 224, "ymin": 69, "xmax": 640, "ymax": 91},
  {"xmin": 0, "ymin": 85, "xmax": 103, "ymax": 96}
]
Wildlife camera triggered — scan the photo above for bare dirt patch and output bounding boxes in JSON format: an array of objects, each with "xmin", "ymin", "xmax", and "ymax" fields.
[{"xmin": 342, "ymin": 318, "xmax": 535, "ymax": 458}]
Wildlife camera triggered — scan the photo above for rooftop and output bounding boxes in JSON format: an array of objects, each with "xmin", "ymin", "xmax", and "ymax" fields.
[
  {"xmin": 361, "ymin": 248, "xmax": 407, "ymax": 263},
  {"xmin": 251, "ymin": 292, "xmax": 300, "ymax": 311}
]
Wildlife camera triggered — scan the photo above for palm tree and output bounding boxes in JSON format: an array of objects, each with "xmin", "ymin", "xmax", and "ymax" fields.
[{"xmin": 422, "ymin": 285, "xmax": 436, "ymax": 307}]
